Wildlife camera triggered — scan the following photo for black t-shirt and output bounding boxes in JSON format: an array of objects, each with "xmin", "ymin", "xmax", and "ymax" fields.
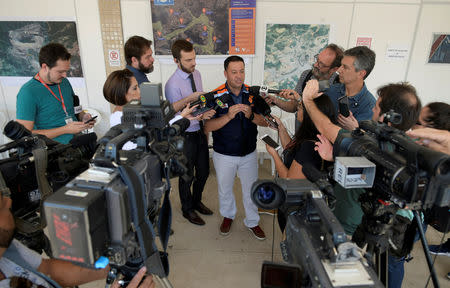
[{"xmin": 293, "ymin": 140, "xmax": 323, "ymax": 169}]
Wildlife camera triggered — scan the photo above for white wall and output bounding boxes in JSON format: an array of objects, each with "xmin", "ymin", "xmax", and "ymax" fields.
[{"xmin": 0, "ymin": 0, "xmax": 449, "ymax": 139}]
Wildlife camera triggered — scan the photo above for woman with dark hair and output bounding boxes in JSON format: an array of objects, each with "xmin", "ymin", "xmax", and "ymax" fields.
[
  {"xmin": 416, "ymin": 102, "xmax": 450, "ymax": 131},
  {"xmin": 103, "ymin": 69, "xmax": 201, "ymax": 150},
  {"xmin": 265, "ymin": 94, "xmax": 337, "ymax": 178},
  {"xmin": 103, "ymin": 69, "xmax": 140, "ymax": 127}
]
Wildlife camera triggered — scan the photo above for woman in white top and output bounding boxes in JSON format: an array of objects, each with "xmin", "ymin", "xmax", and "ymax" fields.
[
  {"xmin": 103, "ymin": 69, "xmax": 202, "ymax": 149},
  {"xmin": 103, "ymin": 69, "xmax": 140, "ymax": 128}
]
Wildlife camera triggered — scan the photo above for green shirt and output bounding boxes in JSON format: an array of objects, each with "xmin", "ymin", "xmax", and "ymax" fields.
[{"xmin": 16, "ymin": 78, "xmax": 76, "ymax": 144}]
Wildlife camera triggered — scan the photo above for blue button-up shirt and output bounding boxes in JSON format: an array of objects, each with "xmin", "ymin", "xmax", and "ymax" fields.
[
  {"xmin": 126, "ymin": 65, "xmax": 150, "ymax": 85},
  {"xmin": 165, "ymin": 68, "xmax": 203, "ymax": 132},
  {"xmin": 326, "ymin": 83, "xmax": 376, "ymax": 122}
]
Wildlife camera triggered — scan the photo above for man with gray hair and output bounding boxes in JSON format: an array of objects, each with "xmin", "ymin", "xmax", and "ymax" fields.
[
  {"xmin": 326, "ymin": 46, "xmax": 376, "ymax": 131},
  {"xmin": 270, "ymin": 44, "xmax": 343, "ymax": 129}
]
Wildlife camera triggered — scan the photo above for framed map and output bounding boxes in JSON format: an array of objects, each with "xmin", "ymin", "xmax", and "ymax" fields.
[
  {"xmin": 264, "ymin": 24, "xmax": 331, "ymax": 90},
  {"xmin": 0, "ymin": 21, "xmax": 82, "ymax": 77},
  {"xmin": 150, "ymin": 0, "xmax": 255, "ymax": 55}
]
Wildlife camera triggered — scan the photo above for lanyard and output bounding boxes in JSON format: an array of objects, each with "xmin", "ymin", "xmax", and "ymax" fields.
[{"xmin": 36, "ymin": 73, "xmax": 68, "ymax": 116}]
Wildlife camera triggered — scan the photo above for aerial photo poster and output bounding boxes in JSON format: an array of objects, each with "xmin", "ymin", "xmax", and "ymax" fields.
[
  {"xmin": 151, "ymin": 0, "xmax": 255, "ymax": 55},
  {"xmin": 0, "ymin": 20, "xmax": 82, "ymax": 77},
  {"xmin": 264, "ymin": 24, "xmax": 331, "ymax": 90}
]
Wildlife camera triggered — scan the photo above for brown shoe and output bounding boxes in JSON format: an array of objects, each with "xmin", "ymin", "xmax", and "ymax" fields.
[
  {"xmin": 182, "ymin": 210, "xmax": 205, "ymax": 226},
  {"xmin": 220, "ymin": 217, "xmax": 233, "ymax": 235},
  {"xmin": 249, "ymin": 225, "xmax": 266, "ymax": 240},
  {"xmin": 195, "ymin": 202, "xmax": 213, "ymax": 215}
]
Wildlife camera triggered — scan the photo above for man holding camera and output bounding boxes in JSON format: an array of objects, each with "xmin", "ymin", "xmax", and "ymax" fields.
[
  {"xmin": 0, "ymin": 193, "xmax": 155, "ymax": 288},
  {"xmin": 302, "ymin": 79, "xmax": 422, "ymax": 288},
  {"xmin": 165, "ymin": 39, "xmax": 215, "ymax": 226},
  {"xmin": 16, "ymin": 43, "xmax": 94, "ymax": 144}
]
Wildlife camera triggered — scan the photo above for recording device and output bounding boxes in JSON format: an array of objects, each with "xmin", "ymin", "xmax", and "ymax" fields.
[
  {"xmin": 84, "ymin": 115, "xmax": 98, "ymax": 124},
  {"xmin": 338, "ymin": 96, "xmax": 350, "ymax": 117},
  {"xmin": 260, "ymin": 134, "xmax": 281, "ymax": 151},
  {"xmin": 333, "ymin": 118, "xmax": 449, "ymax": 287},
  {"xmin": 334, "ymin": 119, "xmax": 450, "ymax": 209},
  {"xmin": 250, "ymin": 91, "xmax": 279, "ymax": 129},
  {"xmin": 44, "ymin": 83, "xmax": 184, "ymax": 287},
  {"xmin": 318, "ymin": 80, "xmax": 330, "ymax": 92},
  {"xmin": 251, "ymin": 178, "xmax": 382, "ymax": 288},
  {"xmin": 190, "ymin": 94, "xmax": 231, "ymax": 117},
  {"xmin": 0, "ymin": 120, "xmax": 96, "ymax": 256}
]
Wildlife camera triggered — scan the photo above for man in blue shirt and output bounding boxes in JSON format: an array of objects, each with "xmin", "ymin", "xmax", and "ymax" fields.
[
  {"xmin": 16, "ymin": 43, "xmax": 93, "ymax": 144},
  {"xmin": 204, "ymin": 56, "xmax": 269, "ymax": 241},
  {"xmin": 326, "ymin": 46, "xmax": 377, "ymax": 130},
  {"xmin": 165, "ymin": 39, "xmax": 215, "ymax": 226},
  {"xmin": 124, "ymin": 36, "xmax": 155, "ymax": 85}
]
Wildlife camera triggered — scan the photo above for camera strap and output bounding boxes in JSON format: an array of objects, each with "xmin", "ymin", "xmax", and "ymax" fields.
[{"xmin": 32, "ymin": 140, "xmax": 53, "ymax": 228}]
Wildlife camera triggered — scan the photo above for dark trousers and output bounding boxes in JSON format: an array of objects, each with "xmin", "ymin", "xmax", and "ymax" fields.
[{"xmin": 179, "ymin": 130, "xmax": 210, "ymax": 213}]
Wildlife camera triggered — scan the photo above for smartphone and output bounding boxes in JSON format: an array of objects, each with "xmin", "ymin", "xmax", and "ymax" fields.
[
  {"xmin": 84, "ymin": 115, "xmax": 98, "ymax": 124},
  {"xmin": 191, "ymin": 106, "xmax": 213, "ymax": 117},
  {"xmin": 338, "ymin": 96, "xmax": 350, "ymax": 117},
  {"xmin": 318, "ymin": 80, "xmax": 330, "ymax": 92},
  {"xmin": 260, "ymin": 134, "xmax": 281, "ymax": 150}
]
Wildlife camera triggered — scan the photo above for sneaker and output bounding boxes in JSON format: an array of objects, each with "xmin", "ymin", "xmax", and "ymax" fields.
[
  {"xmin": 220, "ymin": 217, "xmax": 233, "ymax": 236},
  {"xmin": 429, "ymin": 244, "xmax": 450, "ymax": 257},
  {"xmin": 249, "ymin": 225, "xmax": 266, "ymax": 241}
]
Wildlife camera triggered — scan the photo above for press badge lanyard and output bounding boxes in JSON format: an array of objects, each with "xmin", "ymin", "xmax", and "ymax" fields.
[{"xmin": 36, "ymin": 73, "xmax": 72, "ymax": 123}]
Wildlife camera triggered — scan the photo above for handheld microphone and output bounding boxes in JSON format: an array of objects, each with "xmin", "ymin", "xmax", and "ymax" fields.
[
  {"xmin": 249, "ymin": 86, "xmax": 291, "ymax": 102},
  {"xmin": 252, "ymin": 95, "xmax": 278, "ymax": 129},
  {"xmin": 166, "ymin": 117, "xmax": 190, "ymax": 136},
  {"xmin": 190, "ymin": 91, "xmax": 216, "ymax": 107}
]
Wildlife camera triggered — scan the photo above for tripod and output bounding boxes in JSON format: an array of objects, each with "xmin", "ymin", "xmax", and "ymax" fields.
[{"xmin": 352, "ymin": 191, "xmax": 441, "ymax": 288}]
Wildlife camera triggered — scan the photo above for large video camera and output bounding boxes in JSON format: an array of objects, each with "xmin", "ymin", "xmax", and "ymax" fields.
[
  {"xmin": 333, "ymin": 119, "xmax": 449, "ymax": 210},
  {"xmin": 251, "ymin": 178, "xmax": 383, "ymax": 288},
  {"xmin": 43, "ymin": 83, "xmax": 185, "ymax": 287},
  {"xmin": 250, "ymin": 118, "xmax": 449, "ymax": 287},
  {"xmin": 0, "ymin": 121, "xmax": 96, "ymax": 255}
]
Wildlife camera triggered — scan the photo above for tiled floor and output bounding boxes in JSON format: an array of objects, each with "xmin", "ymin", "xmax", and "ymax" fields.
[{"xmin": 82, "ymin": 160, "xmax": 449, "ymax": 288}]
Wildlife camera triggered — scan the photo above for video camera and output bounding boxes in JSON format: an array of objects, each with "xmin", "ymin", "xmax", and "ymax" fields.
[
  {"xmin": 0, "ymin": 120, "xmax": 96, "ymax": 256},
  {"xmin": 251, "ymin": 178, "xmax": 383, "ymax": 288},
  {"xmin": 333, "ymin": 119, "xmax": 449, "ymax": 210},
  {"xmin": 43, "ymin": 83, "xmax": 183, "ymax": 287}
]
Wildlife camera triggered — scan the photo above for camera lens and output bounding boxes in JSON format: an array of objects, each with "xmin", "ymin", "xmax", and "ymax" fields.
[
  {"xmin": 4, "ymin": 120, "xmax": 32, "ymax": 140},
  {"xmin": 256, "ymin": 184, "xmax": 276, "ymax": 204}
]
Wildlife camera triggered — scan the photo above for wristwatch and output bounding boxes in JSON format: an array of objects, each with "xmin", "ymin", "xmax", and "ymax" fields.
[{"xmin": 249, "ymin": 112, "xmax": 255, "ymax": 121}]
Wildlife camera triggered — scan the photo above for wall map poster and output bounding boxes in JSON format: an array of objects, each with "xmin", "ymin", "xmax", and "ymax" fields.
[
  {"xmin": 0, "ymin": 21, "xmax": 82, "ymax": 77},
  {"xmin": 151, "ymin": 0, "xmax": 255, "ymax": 55},
  {"xmin": 264, "ymin": 24, "xmax": 330, "ymax": 90}
]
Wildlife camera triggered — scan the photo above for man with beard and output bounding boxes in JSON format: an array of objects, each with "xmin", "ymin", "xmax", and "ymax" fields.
[
  {"xmin": 165, "ymin": 39, "xmax": 215, "ymax": 225},
  {"xmin": 268, "ymin": 44, "xmax": 343, "ymax": 129},
  {"xmin": 124, "ymin": 36, "xmax": 155, "ymax": 85},
  {"xmin": 16, "ymin": 43, "xmax": 94, "ymax": 144}
]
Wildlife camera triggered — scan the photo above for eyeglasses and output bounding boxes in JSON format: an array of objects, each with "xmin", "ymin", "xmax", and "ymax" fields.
[{"xmin": 314, "ymin": 54, "xmax": 331, "ymax": 69}]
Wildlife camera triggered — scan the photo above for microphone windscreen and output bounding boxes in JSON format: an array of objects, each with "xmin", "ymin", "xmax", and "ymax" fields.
[{"xmin": 248, "ymin": 86, "xmax": 260, "ymax": 96}]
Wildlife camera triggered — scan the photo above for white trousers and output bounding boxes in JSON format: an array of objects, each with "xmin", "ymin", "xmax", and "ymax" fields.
[{"xmin": 212, "ymin": 150, "xmax": 259, "ymax": 228}]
